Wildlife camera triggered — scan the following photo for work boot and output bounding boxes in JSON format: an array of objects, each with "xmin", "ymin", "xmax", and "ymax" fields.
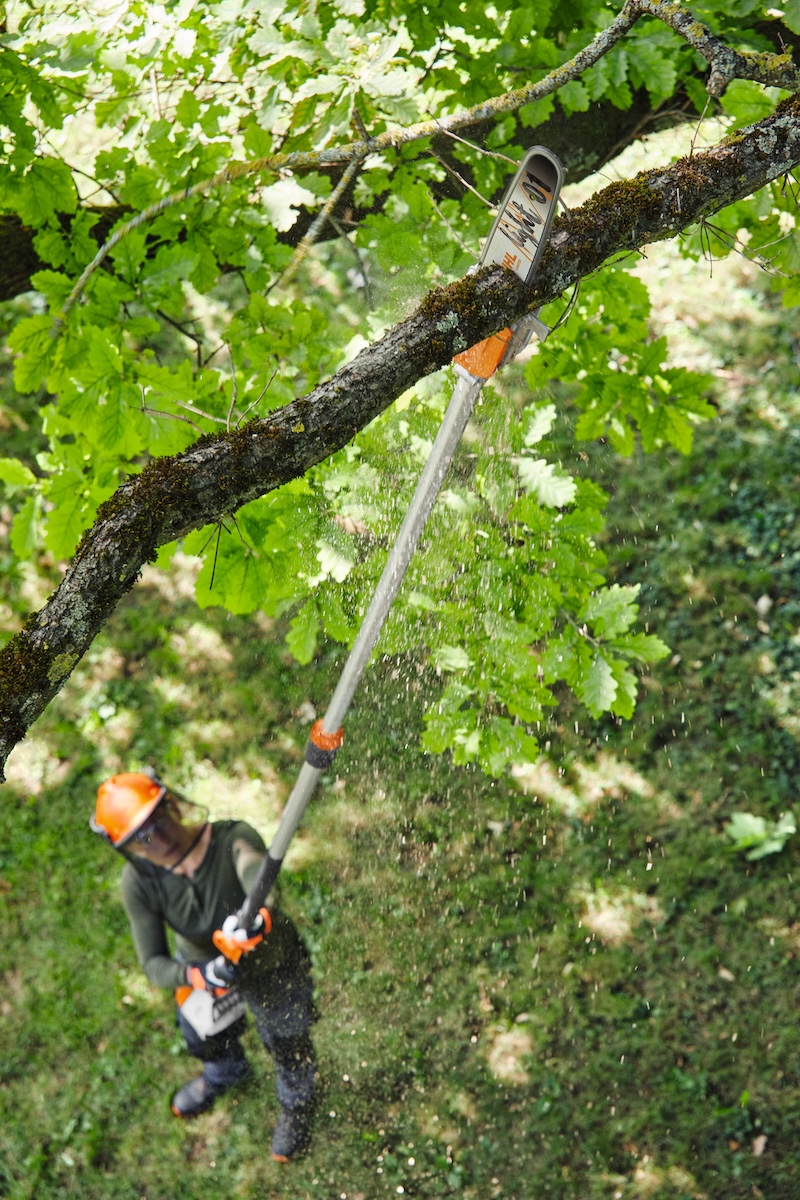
[
  {"xmin": 271, "ymin": 1102, "xmax": 314, "ymax": 1162},
  {"xmin": 171, "ymin": 1065, "xmax": 250, "ymax": 1118},
  {"xmin": 171, "ymin": 1074, "xmax": 220, "ymax": 1117}
]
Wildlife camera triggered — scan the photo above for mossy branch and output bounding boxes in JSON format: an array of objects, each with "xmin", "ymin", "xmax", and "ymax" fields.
[
  {"xmin": 636, "ymin": 0, "xmax": 800, "ymax": 97},
  {"xmin": 2, "ymin": 97, "xmax": 799, "ymax": 781},
  {"xmin": 57, "ymin": 0, "xmax": 800, "ymax": 320}
]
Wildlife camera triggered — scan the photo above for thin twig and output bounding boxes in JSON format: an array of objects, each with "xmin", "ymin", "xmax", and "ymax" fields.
[
  {"xmin": 225, "ymin": 343, "xmax": 238, "ymax": 432},
  {"xmin": 196, "ymin": 520, "xmax": 224, "ymax": 558},
  {"xmin": 432, "ymin": 153, "xmax": 495, "ymax": 208},
  {"xmin": 434, "ymin": 124, "xmax": 519, "ymax": 167},
  {"xmin": 156, "ymin": 308, "xmax": 205, "ymax": 369},
  {"xmin": 140, "ymin": 385, "xmax": 222, "ymax": 430},
  {"xmin": 549, "ymin": 277, "xmax": 582, "ymax": 335},
  {"xmin": 228, "ymin": 512, "xmax": 245, "ymax": 544},
  {"xmin": 429, "ymin": 195, "xmax": 478, "ymax": 258},
  {"xmin": 202, "ymin": 341, "xmax": 227, "ymax": 369},
  {"xmin": 174, "ymin": 400, "xmax": 228, "ymax": 424},
  {"xmin": 140, "ymin": 398, "xmax": 205, "ymax": 435},
  {"xmin": 780, "ymin": 172, "xmax": 800, "ymax": 204},
  {"xmin": 236, "ymin": 367, "xmax": 279, "ymax": 426},
  {"xmin": 208, "ymin": 522, "xmax": 225, "ymax": 589},
  {"xmin": 419, "ymin": 44, "xmax": 445, "ymax": 88},
  {"xmin": 689, "ymin": 94, "xmax": 713, "ymax": 158},
  {"xmin": 563, "ymin": 611, "xmax": 601, "ymax": 647},
  {"xmin": 150, "ymin": 68, "xmax": 162, "ymax": 120},
  {"xmin": 699, "ymin": 220, "xmax": 714, "ymax": 277},
  {"xmin": 697, "ymin": 218, "xmax": 791, "ymax": 275},
  {"xmin": 209, "ymin": 513, "xmax": 246, "ymax": 588},
  {"xmin": 272, "ymin": 156, "xmax": 365, "ymax": 290},
  {"xmin": 41, "ymin": 141, "xmax": 124, "ymax": 207},
  {"xmin": 329, "ymin": 215, "xmax": 375, "ymax": 310}
]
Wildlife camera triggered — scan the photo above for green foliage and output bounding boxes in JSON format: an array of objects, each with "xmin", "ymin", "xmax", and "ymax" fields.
[
  {"xmin": 720, "ymin": 79, "xmax": 781, "ymax": 129},
  {"xmin": 0, "ymin": 457, "xmax": 36, "ymax": 491},
  {"xmin": 529, "ymin": 267, "xmax": 716, "ymax": 456},
  {"xmin": 679, "ymin": 177, "xmax": 800, "ymax": 298},
  {"xmin": 0, "ymin": 0, "xmax": 796, "ymax": 775},
  {"xmin": 725, "ymin": 810, "xmax": 797, "ymax": 860}
]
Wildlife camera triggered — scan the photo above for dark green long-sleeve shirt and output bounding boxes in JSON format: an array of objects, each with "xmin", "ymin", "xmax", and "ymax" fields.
[{"xmin": 121, "ymin": 820, "xmax": 293, "ymax": 990}]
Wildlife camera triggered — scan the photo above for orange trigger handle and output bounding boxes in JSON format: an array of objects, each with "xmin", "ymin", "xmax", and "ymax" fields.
[{"xmin": 212, "ymin": 906, "xmax": 272, "ymax": 965}]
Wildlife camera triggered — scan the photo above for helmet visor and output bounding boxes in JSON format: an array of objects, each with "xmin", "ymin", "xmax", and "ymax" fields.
[{"xmin": 123, "ymin": 788, "xmax": 208, "ymax": 871}]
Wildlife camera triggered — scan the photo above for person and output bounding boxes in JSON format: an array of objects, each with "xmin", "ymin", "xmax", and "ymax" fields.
[{"xmin": 91, "ymin": 769, "xmax": 317, "ymax": 1162}]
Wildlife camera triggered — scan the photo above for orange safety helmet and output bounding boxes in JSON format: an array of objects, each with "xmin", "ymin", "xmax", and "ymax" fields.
[{"xmin": 92, "ymin": 772, "xmax": 166, "ymax": 847}]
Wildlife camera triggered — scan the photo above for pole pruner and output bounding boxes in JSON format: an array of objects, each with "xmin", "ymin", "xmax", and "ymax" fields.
[{"xmin": 215, "ymin": 145, "xmax": 565, "ymax": 969}]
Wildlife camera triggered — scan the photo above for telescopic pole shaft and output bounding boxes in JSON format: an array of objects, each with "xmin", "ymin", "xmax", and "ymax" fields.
[
  {"xmin": 321, "ymin": 370, "xmax": 485, "ymax": 735},
  {"xmin": 238, "ymin": 368, "xmax": 484, "ymax": 926}
]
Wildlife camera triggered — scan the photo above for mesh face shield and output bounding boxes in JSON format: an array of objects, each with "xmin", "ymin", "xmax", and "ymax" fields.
[{"xmin": 117, "ymin": 784, "xmax": 209, "ymax": 875}]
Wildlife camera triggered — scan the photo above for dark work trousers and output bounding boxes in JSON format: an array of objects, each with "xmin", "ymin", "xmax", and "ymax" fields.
[{"xmin": 177, "ymin": 951, "xmax": 317, "ymax": 1111}]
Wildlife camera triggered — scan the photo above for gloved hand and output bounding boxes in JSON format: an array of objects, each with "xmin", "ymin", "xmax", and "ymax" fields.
[
  {"xmin": 212, "ymin": 907, "xmax": 272, "ymax": 965},
  {"xmin": 185, "ymin": 957, "xmax": 233, "ymax": 992}
]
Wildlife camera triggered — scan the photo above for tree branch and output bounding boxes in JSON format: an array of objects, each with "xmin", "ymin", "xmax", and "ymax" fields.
[
  {"xmin": 0, "ymin": 93, "xmax": 656, "ymax": 304},
  {"xmin": 2, "ymin": 96, "xmax": 799, "ymax": 780},
  {"xmin": 56, "ymin": 1, "xmax": 800, "ymax": 319},
  {"xmin": 636, "ymin": 0, "xmax": 800, "ymax": 97}
]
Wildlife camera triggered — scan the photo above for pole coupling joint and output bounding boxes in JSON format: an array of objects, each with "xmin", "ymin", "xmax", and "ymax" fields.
[{"xmin": 305, "ymin": 719, "xmax": 345, "ymax": 769}]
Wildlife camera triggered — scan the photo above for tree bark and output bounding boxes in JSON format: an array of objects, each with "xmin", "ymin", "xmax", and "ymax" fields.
[{"xmin": 1, "ymin": 96, "xmax": 799, "ymax": 780}]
